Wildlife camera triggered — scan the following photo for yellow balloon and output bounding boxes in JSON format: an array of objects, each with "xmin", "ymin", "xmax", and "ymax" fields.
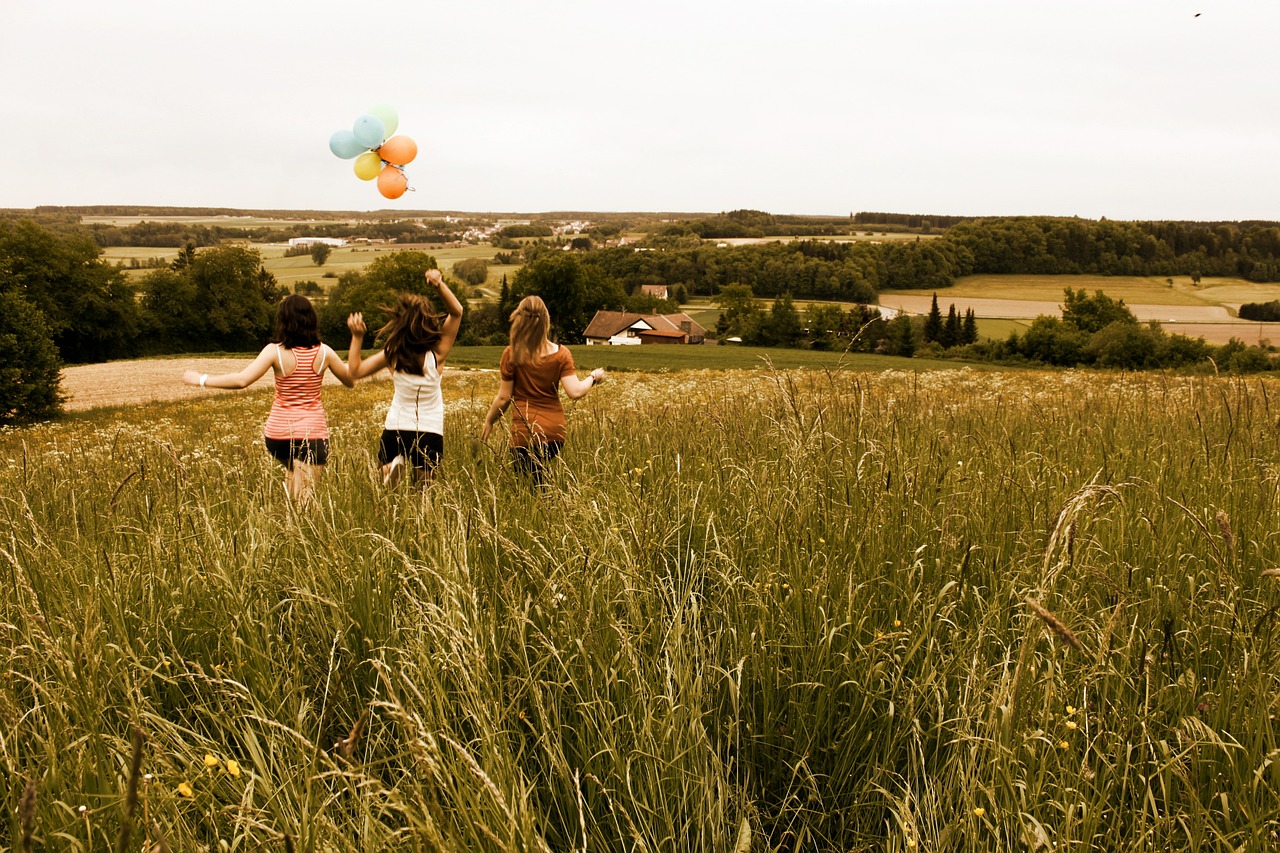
[{"xmin": 353, "ymin": 151, "xmax": 382, "ymax": 181}]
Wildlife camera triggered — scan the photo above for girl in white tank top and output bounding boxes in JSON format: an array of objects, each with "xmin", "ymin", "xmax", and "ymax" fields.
[{"xmin": 345, "ymin": 270, "xmax": 464, "ymax": 487}]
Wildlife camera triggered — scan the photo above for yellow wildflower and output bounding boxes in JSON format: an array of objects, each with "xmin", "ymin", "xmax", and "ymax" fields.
[
  {"xmin": 1058, "ymin": 740, "xmax": 1069, "ymax": 750},
  {"xmin": 1065, "ymin": 721, "xmax": 1078, "ymax": 731},
  {"xmin": 177, "ymin": 781, "xmax": 194, "ymax": 797},
  {"xmin": 1066, "ymin": 705, "xmax": 1077, "ymax": 716},
  {"xmin": 894, "ymin": 619, "xmax": 902, "ymax": 628},
  {"xmin": 225, "ymin": 759, "xmax": 241, "ymax": 778},
  {"xmin": 203, "ymin": 753, "xmax": 220, "ymax": 768},
  {"xmin": 973, "ymin": 807, "xmax": 986, "ymax": 817}
]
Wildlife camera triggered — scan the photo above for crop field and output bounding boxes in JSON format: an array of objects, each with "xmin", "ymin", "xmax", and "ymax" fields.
[
  {"xmin": 905, "ymin": 275, "xmax": 1280, "ymax": 309},
  {"xmin": 4, "ymin": 366, "xmax": 1280, "ymax": 850}
]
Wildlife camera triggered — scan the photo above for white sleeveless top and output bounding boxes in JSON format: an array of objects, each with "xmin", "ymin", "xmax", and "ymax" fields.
[{"xmin": 384, "ymin": 351, "xmax": 444, "ymax": 435}]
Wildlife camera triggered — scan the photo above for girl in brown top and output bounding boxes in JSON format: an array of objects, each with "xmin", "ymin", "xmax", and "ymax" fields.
[{"xmin": 482, "ymin": 296, "xmax": 605, "ymax": 483}]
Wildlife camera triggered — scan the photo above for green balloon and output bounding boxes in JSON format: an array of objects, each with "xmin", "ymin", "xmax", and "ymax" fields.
[{"xmin": 368, "ymin": 104, "xmax": 399, "ymax": 138}]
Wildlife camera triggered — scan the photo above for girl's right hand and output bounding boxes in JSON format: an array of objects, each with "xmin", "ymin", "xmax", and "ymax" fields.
[
  {"xmin": 182, "ymin": 370, "xmax": 202, "ymax": 386},
  {"xmin": 347, "ymin": 313, "xmax": 366, "ymax": 336}
]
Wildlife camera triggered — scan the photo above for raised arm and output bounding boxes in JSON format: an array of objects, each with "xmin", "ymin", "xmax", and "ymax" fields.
[
  {"xmin": 481, "ymin": 378, "xmax": 515, "ymax": 441},
  {"xmin": 562, "ymin": 367, "xmax": 606, "ymax": 400},
  {"xmin": 182, "ymin": 345, "xmax": 276, "ymax": 390},
  {"xmin": 345, "ymin": 313, "xmax": 388, "ymax": 381},
  {"xmin": 428, "ymin": 269, "xmax": 465, "ymax": 366}
]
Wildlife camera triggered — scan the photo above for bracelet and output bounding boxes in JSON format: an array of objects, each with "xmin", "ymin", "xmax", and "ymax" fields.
[{"xmin": 199, "ymin": 374, "xmax": 208, "ymax": 389}]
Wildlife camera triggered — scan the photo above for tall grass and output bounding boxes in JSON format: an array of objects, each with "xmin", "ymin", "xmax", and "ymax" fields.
[{"xmin": 2, "ymin": 367, "xmax": 1280, "ymax": 850}]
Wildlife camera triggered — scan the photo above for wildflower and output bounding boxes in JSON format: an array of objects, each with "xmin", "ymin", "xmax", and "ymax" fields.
[
  {"xmin": 906, "ymin": 837, "xmax": 917, "ymax": 849},
  {"xmin": 1066, "ymin": 705, "xmax": 1077, "ymax": 716},
  {"xmin": 818, "ymin": 538, "xmax": 826, "ymax": 545},
  {"xmin": 177, "ymin": 782, "xmax": 194, "ymax": 797},
  {"xmin": 894, "ymin": 619, "xmax": 902, "ymax": 629},
  {"xmin": 78, "ymin": 805, "xmax": 87, "ymax": 815},
  {"xmin": 1065, "ymin": 721, "xmax": 1078, "ymax": 731},
  {"xmin": 1058, "ymin": 740, "xmax": 1069, "ymax": 750},
  {"xmin": 225, "ymin": 760, "xmax": 241, "ymax": 778},
  {"xmin": 203, "ymin": 753, "xmax": 220, "ymax": 768},
  {"xmin": 973, "ymin": 807, "xmax": 985, "ymax": 817}
]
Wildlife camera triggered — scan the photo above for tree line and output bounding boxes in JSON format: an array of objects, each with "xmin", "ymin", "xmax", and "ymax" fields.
[{"xmin": 8, "ymin": 211, "xmax": 1280, "ymax": 425}]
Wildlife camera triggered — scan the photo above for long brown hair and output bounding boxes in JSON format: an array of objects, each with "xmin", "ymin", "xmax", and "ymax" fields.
[
  {"xmin": 508, "ymin": 296, "xmax": 551, "ymax": 366},
  {"xmin": 378, "ymin": 293, "xmax": 445, "ymax": 375},
  {"xmin": 272, "ymin": 294, "xmax": 321, "ymax": 349}
]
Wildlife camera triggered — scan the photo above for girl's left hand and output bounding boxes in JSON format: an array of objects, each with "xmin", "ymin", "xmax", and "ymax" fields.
[{"xmin": 182, "ymin": 370, "xmax": 202, "ymax": 386}]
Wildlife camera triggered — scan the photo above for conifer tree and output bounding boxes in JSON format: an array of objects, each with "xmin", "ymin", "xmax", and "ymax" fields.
[
  {"xmin": 943, "ymin": 304, "xmax": 960, "ymax": 348},
  {"xmin": 923, "ymin": 293, "xmax": 943, "ymax": 343},
  {"xmin": 962, "ymin": 308, "xmax": 979, "ymax": 344}
]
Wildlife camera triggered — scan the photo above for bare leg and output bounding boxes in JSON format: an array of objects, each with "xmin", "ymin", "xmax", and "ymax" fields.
[
  {"xmin": 412, "ymin": 466, "xmax": 435, "ymax": 489},
  {"xmin": 381, "ymin": 455, "xmax": 405, "ymax": 488},
  {"xmin": 286, "ymin": 462, "xmax": 323, "ymax": 503}
]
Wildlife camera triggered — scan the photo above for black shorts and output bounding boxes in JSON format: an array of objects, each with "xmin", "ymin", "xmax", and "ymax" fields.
[
  {"xmin": 264, "ymin": 437, "xmax": 329, "ymax": 469},
  {"xmin": 378, "ymin": 430, "xmax": 443, "ymax": 471},
  {"xmin": 512, "ymin": 441, "xmax": 562, "ymax": 485}
]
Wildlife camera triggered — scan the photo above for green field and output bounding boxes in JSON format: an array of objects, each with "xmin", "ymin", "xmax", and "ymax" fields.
[
  {"xmin": 899, "ymin": 274, "xmax": 1280, "ymax": 308},
  {"xmin": 4, "ymin": 366, "xmax": 1279, "ymax": 849}
]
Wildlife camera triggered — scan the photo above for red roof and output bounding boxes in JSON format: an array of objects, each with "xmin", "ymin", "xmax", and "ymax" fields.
[{"xmin": 584, "ymin": 310, "xmax": 707, "ymax": 340}]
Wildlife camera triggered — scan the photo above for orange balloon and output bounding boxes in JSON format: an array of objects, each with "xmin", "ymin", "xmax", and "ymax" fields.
[
  {"xmin": 378, "ymin": 135, "xmax": 418, "ymax": 166},
  {"xmin": 377, "ymin": 165, "xmax": 408, "ymax": 199}
]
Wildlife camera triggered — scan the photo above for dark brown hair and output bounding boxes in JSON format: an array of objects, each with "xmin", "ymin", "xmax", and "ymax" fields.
[
  {"xmin": 378, "ymin": 293, "xmax": 445, "ymax": 375},
  {"xmin": 272, "ymin": 294, "xmax": 321, "ymax": 349}
]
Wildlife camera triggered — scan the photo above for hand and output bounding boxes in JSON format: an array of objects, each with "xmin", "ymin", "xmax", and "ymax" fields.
[
  {"xmin": 481, "ymin": 421, "xmax": 494, "ymax": 441},
  {"xmin": 183, "ymin": 370, "xmax": 202, "ymax": 386},
  {"xmin": 590, "ymin": 368, "xmax": 606, "ymax": 384},
  {"xmin": 424, "ymin": 269, "xmax": 444, "ymax": 288},
  {"xmin": 346, "ymin": 312, "xmax": 366, "ymax": 336}
]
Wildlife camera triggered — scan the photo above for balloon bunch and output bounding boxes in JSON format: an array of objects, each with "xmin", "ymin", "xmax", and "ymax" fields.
[{"xmin": 328, "ymin": 104, "xmax": 418, "ymax": 200}]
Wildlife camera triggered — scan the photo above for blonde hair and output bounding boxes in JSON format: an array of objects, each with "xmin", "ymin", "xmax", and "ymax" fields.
[{"xmin": 508, "ymin": 296, "xmax": 551, "ymax": 366}]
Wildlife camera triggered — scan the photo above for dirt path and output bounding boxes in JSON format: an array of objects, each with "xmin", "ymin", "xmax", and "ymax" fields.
[{"xmin": 60, "ymin": 358, "xmax": 390, "ymax": 413}]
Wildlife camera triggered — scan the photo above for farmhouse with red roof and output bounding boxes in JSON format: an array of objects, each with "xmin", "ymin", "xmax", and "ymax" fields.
[{"xmin": 583, "ymin": 311, "xmax": 709, "ymax": 345}]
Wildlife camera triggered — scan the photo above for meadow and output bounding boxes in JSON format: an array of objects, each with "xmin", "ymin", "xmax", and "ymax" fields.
[{"xmin": 4, "ymin": 365, "xmax": 1280, "ymax": 851}]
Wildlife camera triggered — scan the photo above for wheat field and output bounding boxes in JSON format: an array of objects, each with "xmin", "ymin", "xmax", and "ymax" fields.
[{"xmin": 3, "ymin": 367, "xmax": 1280, "ymax": 851}]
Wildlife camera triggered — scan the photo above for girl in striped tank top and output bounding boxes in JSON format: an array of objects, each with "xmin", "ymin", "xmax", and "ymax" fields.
[
  {"xmin": 346, "ymin": 269, "xmax": 464, "ymax": 487},
  {"xmin": 183, "ymin": 294, "xmax": 357, "ymax": 502}
]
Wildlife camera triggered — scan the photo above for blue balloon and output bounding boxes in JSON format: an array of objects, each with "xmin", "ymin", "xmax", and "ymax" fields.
[
  {"xmin": 352, "ymin": 114, "xmax": 386, "ymax": 149},
  {"xmin": 329, "ymin": 129, "xmax": 364, "ymax": 159}
]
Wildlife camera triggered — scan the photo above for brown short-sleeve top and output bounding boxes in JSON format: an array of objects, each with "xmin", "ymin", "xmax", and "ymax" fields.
[{"xmin": 499, "ymin": 344, "xmax": 577, "ymax": 447}]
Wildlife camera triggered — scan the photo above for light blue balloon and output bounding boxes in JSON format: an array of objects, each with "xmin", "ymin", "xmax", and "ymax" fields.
[
  {"xmin": 329, "ymin": 129, "xmax": 364, "ymax": 159},
  {"xmin": 352, "ymin": 114, "xmax": 386, "ymax": 149}
]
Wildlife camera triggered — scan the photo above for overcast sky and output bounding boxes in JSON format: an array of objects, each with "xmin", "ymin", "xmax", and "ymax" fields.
[{"xmin": 2, "ymin": 0, "xmax": 1275, "ymax": 220}]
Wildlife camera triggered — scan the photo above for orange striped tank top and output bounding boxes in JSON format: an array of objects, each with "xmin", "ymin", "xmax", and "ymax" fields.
[{"xmin": 263, "ymin": 344, "xmax": 329, "ymax": 441}]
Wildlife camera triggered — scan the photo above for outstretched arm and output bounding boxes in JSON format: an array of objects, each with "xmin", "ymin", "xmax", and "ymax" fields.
[
  {"xmin": 428, "ymin": 269, "xmax": 465, "ymax": 366},
  {"xmin": 481, "ymin": 378, "xmax": 515, "ymax": 441},
  {"xmin": 183, "ymin": 345, "xmax": 276, "ymax": 390},
  {"xmin": 322, "ymin": 344, "xmax": 357, "ymax": 388},
  {"xmin": 562, "ymin": 368, "xmax": 606, "ymax": 400}
]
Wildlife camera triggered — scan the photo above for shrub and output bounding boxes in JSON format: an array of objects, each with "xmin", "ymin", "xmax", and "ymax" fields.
[{"xmin": 0, "ymin": 291, "xmax": 62, "ymax": 425}]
